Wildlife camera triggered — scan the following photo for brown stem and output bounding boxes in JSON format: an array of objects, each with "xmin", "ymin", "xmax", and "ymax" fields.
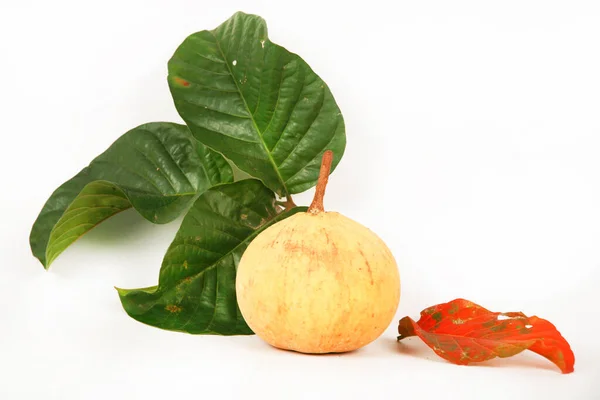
[
  {"xmin": 308, "ymin": 150, "xmax": 334, "ymax": 214},
  {"xmin": 281, "ymin": 195, "xmax": 296, "ymax": 211}
]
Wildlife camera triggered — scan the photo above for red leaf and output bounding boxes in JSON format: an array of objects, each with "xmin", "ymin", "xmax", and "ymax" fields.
[{"xmin": 397, "ymin": 298, "xmax": 575, "ymax": 373}]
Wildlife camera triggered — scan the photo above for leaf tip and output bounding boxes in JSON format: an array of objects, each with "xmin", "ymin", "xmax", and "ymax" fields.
[
  {"xmin": 32, "ymin": 251, "xmax": 51, "ymax": 270},
  {"xmin": 40, "ymin": 257, "xmax": 51, "ymax": 270}
]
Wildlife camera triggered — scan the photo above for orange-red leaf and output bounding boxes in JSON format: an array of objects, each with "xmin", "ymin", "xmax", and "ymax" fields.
[{"xmin": 397, "ymin": 298, "xmax": 574, "ymax": 373}]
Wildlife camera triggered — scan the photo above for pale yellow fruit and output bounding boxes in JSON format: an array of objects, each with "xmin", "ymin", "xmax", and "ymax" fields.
[
  {"xmin": 236, "ymin": 211, "xmax": 400, "ymax": 353},
  {"xmin": 236, "ymin": 152, "xmax": 400, "ymax": 354}
]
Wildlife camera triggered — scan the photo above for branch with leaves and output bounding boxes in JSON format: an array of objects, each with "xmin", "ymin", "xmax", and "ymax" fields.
[{"xmin": 29, "ymin": 12, "xmax": 345, "ymax": 334}]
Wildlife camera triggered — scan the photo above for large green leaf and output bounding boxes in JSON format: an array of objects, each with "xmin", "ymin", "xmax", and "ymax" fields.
[
  {"xmin": 168, "ymin": 11, "xmax": 346, "ymax": 198},
  {"xmin": 30, "ymin": 122, "xmax": 233, "ymax": 269},
  {"xmin": 117, "ymin": 179, "xmax": 307, "ymax": 335}
]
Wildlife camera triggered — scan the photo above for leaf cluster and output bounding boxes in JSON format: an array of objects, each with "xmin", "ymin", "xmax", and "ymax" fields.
[{"xmin": 29, "ymin": 12, "xmax": 346, "ymax": 335}]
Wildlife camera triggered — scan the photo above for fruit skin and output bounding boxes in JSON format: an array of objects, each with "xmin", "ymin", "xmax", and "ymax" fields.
[{"xmin": 236, "ymin": 211, "xmax": 400, "ymax": 354}]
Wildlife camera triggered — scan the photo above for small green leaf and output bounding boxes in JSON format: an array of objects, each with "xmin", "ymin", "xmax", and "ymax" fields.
[
  {"xmin": 117, "ymin": 179, "xmax": 307, "ymax": 335},
  {"xmin": 168, "ymin": 11, "xmax": 346, "ymax": 197},
  {"xmin": 30, "ymin": 122, "xmax": 233, "ymax": 269}
]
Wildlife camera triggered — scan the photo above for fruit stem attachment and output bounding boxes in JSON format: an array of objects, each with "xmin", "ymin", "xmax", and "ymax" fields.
[
  {"xmin": 308, "ymin": 150, "xmax": 334, "ymax": 214},
  {"xmin": 281, "ymin": 196, "xmax": 297, "ymax": 211}
]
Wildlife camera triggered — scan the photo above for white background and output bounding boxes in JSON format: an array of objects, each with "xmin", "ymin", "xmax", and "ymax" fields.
[{"xmin": 1, "ymin": 1, "xmax": 599, "ymax": 399}]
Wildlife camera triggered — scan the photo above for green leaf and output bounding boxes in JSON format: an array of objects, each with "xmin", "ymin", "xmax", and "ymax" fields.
[
  {"xmin": 30, "ymin": 122, "xmax": 233, "ymax": 269},
  {"xmin": 117, "ymin": 179, "xmax": 307, "ymax": 335},
  {"xmin": 168, "ymin": 11, "xmax": 346, "ymax": 198}
]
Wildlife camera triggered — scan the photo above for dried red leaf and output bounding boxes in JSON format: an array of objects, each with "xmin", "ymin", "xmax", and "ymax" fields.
[{"xmin": 397, "ymin": 298, "xmax": 574, "ymax": 373}]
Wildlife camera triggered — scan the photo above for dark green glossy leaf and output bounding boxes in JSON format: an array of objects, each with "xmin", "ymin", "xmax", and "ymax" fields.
[
  {"xmin": 168, "ymin": 11, "xmax": 346, "ymax": 197},
  {"xmin": 117, "ymin": 179, "xmax": 307, "ymax": 335},
  {"xmin": 30, "ymin": 122, "xmax": 233, "ymax": 269}
]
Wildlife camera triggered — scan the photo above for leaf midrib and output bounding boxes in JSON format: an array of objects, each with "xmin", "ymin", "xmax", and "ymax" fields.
[
  {"xmin": 419, "ymin": 327, "xmax": 550, "ymax": 343},
  {"xmin": 209, "ymin": 30, "xmax": 289, "ymax": 198}
]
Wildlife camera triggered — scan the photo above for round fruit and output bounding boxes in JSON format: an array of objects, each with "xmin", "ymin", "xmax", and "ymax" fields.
[{"xmin": 236, "ymin": 151, "xmax": 400, "ymax": 353}]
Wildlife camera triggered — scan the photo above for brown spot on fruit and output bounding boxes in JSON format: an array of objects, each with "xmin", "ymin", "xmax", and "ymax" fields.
[
  {"xmin": 284, "ymin": 241, "xmax": 300, "ymax": 252},
  {"xmin": 358, "ymin": 249, "xmax": 374, "ymax": 285}
]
